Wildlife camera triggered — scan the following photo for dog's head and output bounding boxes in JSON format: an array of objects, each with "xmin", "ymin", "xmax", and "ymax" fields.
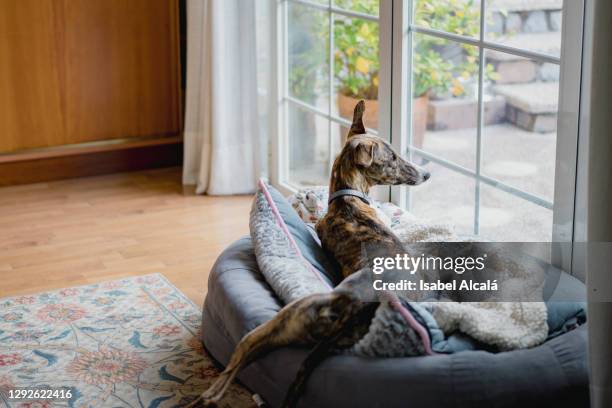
[
  {"xmin": 335, "ymin": 101, "xmax": 430, "ymax": 188},
  {"xmin": 343, "ymin": 134, "xmax": 430, "ymax": 186}
]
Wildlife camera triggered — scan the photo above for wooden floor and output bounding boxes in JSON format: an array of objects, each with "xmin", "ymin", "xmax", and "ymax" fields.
[{"xmin": 0, "ymin": 167, "xmax": 253, "ymax": 306}]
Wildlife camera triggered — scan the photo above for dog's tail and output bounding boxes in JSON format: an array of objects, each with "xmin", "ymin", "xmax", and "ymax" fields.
[{"xmin": 347, "ymin": 100, "xmax": 366, "ymax": 139}]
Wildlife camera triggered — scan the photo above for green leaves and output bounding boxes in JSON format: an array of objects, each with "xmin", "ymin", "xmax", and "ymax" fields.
[
  {"xmin": 288, "ymin": 0, "xmax": 498, "ymax": 102},
  {"xmin": 413, "ymin": 50, "xmax": 453, "ymax": 97},
  {"xmin": 333, "ymin": 11, "xmax": 380, "ymax": 99},
  {"xmin": 413, "ymin": 0, "xmax": 487, "ymax": 97}
]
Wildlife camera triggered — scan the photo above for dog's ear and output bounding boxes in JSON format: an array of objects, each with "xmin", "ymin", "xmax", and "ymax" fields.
[
  {"xmin": 353, "ymin": 140, "xmax": 377, "ymax": 167},
  {"xmin": 347, "ymin": 100, "xmax": 366, "ymax": 139}
]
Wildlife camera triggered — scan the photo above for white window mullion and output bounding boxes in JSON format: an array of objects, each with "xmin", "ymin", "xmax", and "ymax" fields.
[
  {"xmin": 281, "ymin": 0, "xmax": 290, "ymax": 188},
  {"xmin": 473, "ymin": 0, "xmax": 487, "ymax": 235},
  {"xmin": 269, "ymin": 0, "xmax": 284, "ymax": 190},
  {"xmin": 327, "ymin": 2, "xmax": 334, "ymax": 173},
  {"xmin": 387, "ymin": 0, "xmax": 412, "ymax": 208},
  {"xmin": 364, "ymin": 0, "xmax": 393, "ymax": 203}
]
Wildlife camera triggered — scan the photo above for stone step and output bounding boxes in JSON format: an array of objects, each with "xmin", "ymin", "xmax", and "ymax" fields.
[
  {"xmin": 493, "ymin": 82, "xmax": 558, "ymax": 113},
  {"xmin": 487, "ymin": 32, "xmax": 561, "ymax": 62},
  {"xmin": 488, "ymin": 1, "xmax": 562, "ymax": 35},
  {"xmin": 427, "ymin": 96, "xmax": 506, "ymax": 131},
  {"xmin": 493, "ymin": 82, "xmax": 559, "ymax": 133}
]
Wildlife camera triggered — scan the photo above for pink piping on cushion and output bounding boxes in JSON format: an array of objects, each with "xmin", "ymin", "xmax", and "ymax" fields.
[
  {"xmin": 380, "ymin": 290, "xmax": 436, "ymax": 356},
  {"xmin": 258, "ymin": 179, "xmax": 333, "ymax": 290}
]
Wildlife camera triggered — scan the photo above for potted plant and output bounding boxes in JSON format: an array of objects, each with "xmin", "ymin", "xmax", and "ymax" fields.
[
  {"xmin": 412, "ymin": 0, "xmax": 484, "ymax": 147},
  {"xmin": 334, "ymin": 0, "xmax": 488, "ymax": 147},
  {"xmin": 333, "ymin": 0, "xmax": 380, "ymax": 140}
]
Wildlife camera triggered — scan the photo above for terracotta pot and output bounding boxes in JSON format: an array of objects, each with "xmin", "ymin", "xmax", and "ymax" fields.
[
  {"xmin": 337, "ymin": 93, "xmax": 428, "ymax": 150},
  {"xmin": 412, "ymin": 94, "xmax": 429, "ymax": 149},
  {"xmin": 337, "ymin": 94, "xmax": 379, "ymax": 144}
]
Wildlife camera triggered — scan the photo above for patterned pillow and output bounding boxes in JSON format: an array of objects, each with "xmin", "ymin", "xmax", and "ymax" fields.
[{"xmin": 249, "ymin": 181, "xmax": 333, "ymax": 304}]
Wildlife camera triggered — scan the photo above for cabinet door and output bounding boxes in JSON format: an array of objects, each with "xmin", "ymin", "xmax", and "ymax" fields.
[
  {"xmin": 0, "ymin": 1, "xmax": 67, "ymax": 152},
  {"xmin": 0, "ymin": 0, "xmax": 181, "ymax": 153},
  {"xmin": 63, "ymin": 0, "xmax": 181, "ymax": 144}
]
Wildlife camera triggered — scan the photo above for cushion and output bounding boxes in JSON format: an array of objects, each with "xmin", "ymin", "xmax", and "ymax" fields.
[
  {"xmin": 263, "ymin": 182, "xmax": 341, "ymax": 286},
  {"xmin": 249, "ymin": 181, "xmax": 333, "ymax": 303}
]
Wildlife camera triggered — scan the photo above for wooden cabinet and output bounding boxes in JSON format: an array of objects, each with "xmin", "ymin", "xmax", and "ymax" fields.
[{"xmin": 0, "ymin": 0, "xmax": 181, "ymax": 154}]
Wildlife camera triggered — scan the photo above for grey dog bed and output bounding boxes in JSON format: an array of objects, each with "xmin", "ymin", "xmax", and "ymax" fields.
[{"xmin": 201, "ymin": 237, "xmax": 589, "ymax": 408}]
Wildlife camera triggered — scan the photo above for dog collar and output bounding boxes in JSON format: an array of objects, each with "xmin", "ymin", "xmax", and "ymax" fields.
[{"xmin": 328, "ymin": 189, "xmax": 371, "ymax": 205}]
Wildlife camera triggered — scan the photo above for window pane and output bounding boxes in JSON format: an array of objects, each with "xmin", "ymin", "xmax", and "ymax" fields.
[
  {"xmin": 288, "ymin": 2, "xmax": 329, "ymax": 111},
  {"xmin": 482, "ymin": 53, "xmax": 559, "ymax": 201},
  {"xmin": 480, "ymin": 184, "xmax": 553, "ymax": 241},
  {"xmin": 408, "ymin": 164, "xmax": 475, "ymax": 236},
  {"xmin": 333, "ymin": 0, "xmax": 379, "ymax": 17},
  {"xmin": 485, "ymin": 0, "xmax": 562, "ymax": 58},
  {"xmin": 413, "ymin": 0, "xmax": 481, "ymax": 38},
  {"xmin": 411, "ymin": 34, "xmax": 482, "ymax": 170},
  {"xmin": 288, "ymin": 104, "xmax": 330, "ymax": 187},
  {"xmin": 333, "ymin": 15, "xmax": 379, "ymax": 132}
]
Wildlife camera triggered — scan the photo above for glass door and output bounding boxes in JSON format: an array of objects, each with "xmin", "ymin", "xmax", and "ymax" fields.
[{"xmin": 393, "ymin": 0, "xmax": 584, "ymax": 247}]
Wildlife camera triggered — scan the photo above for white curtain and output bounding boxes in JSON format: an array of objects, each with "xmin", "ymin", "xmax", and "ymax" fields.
[{"xmin": 183, "ymin": 0, "xmax": 260, "ymax": 195}]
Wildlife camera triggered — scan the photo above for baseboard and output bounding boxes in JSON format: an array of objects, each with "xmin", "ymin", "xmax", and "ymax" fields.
[{"xmin": 0, "ymin": 140, "xmax": 183, "ymax": 186}]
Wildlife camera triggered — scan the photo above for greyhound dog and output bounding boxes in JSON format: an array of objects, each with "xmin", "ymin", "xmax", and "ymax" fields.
[
  {"xmin": 191, "ymin": 101, "xmax": 430, "ymax": 407},
  {"xmin": 316, "ymin": 100, "xmax": 430, "ymax": 277}
]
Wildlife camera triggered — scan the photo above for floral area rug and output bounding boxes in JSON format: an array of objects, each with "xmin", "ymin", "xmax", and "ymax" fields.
[{"xmin": 0, "ymin": 274, "xmax": 255, "ymax": 408}]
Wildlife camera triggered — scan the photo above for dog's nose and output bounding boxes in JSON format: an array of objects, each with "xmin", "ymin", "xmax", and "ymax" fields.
[{"xmin": 422, "ymin": 171, "xmax": 431, "ymax": 181}]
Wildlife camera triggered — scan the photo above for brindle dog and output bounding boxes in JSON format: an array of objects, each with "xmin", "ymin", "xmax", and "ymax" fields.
[
  {"xmin": 317, "ymin": 100, "xmax": 429, "ymax": 277},
  {"xmin": 190, "ymin": 101, "xmax": 429, "ymax": 407}
]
